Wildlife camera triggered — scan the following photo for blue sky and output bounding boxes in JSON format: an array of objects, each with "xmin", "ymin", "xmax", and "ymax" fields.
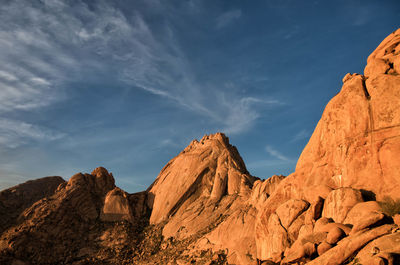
[{"xmin": 0, "ymin": 0, "xmax": 399, "ymax": 192}]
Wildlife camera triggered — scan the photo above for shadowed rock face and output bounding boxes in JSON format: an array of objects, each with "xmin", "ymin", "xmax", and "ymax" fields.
[
  {"xmin": 0, "ymin": 167, "xmax": 143, "ymax": 264},
  {"xmin": 0, "ymin": 176, "xmax": 65, "ymax": 234}
]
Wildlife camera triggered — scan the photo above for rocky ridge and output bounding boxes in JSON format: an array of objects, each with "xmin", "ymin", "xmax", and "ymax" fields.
[{"xmin": 1, "ymin": 29, "xmax": 400, "ymax": 265}]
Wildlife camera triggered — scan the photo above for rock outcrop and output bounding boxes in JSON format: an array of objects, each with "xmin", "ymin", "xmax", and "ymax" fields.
[
  {"xmin": 147, "ymin": 133, "xmax": 263, "ymax": 264},
  {"xmin": 0, "ymin": 176, "xmax": 65, "ymax": 234},
  {"xmin": 296, "ymin": 29, "xmax": 400, "ymax": 200},
  {"xmin": 0, "ymin": 167, "xmax": 149, "ymax": 264},
  {"xmin": 148, "ymin": 133, "xmax": 255, "ymax": 224},
  {"xmin": 1, "ymin": 29, "xmax": 400, "ymax": 265},
  {"xmin": 256, "ymin": 28, "xmax": 400, "ymax": 263},
  {"xmin": 101, "ymin": 187, "xmax": 134, "ymax": 222}
]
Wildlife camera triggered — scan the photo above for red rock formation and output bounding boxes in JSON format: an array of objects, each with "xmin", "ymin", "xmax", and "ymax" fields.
[
  {"xmin": 2, "ymin": 29, "xmax": 400, "ymax": 265},
  {"xmin": 147, "ymin": 133, "xmax": 265, "ymax": 264},
  {"xmin": 0, "ymin": 176, "xmax": 65, "ymax": 234},
  {"xmin": 296, "ymin": 29, "xmax": 400, "ymax": 199},
  {"xmin": 0, "ymin": 167, "xmax": 138, "ymax": 264},
  {"xmin": 148, "ymin": 133, "xmax": 255, "ymax": 224},
  {"xmin": 256, "ymin": 28, "xmax": 400, "ymax": 263}
]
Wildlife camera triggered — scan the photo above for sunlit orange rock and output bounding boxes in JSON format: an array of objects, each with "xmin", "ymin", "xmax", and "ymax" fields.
[
  {"xmin": 256, "ymin": 28, "xmax": 400, "ymax": 262},
  {"xmin": 148, "ymin": 132, "xmax": 255, "ymax": 224}
]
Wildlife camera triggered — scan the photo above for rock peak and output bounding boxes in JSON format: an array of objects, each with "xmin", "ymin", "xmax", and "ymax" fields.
[
  {"xmin": 183, "ymin": 132, "xmax": 231, "ymax": 153},
  {"xmin": 91, "ymin": 166, "xmax": 111, "ymax": 178},
  {"xmin": 66, "ymin": 167, "xmax": 115, "ymax": 196},
  {"xmin": 200, "ymin": 132, "xmax": 229, "ymax": 144},
  {"xmin": 148, "ymin": 132, "xmax": 255, "ymax": 224}
]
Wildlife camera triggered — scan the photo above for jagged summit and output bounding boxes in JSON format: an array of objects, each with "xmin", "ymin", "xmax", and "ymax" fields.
[
  {"xmin": 148, "ymin": 132, "xmax": 254, "ymax": 225},
  {"xmin": 183, "ymin": 132, "xmax": 231, "ymax": 152},
  {"xmin": 2, "ymin": 30, "xmax": 400, "ymax": 265}
]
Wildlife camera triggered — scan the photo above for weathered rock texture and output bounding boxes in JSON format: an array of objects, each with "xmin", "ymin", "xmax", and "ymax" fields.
[
  {"xmin": 148, "ymin": 133, "xmax": 255, "ymax": 224},
  {"xmin": 0, "ymin": 176, "xmax": 65, "ymax": 234},
  {"xmin": 0, "ymin": 167, "xmax": 152, "ymax": 264},
  {"xmin": 296, "ymin": 28, "xmax": 400, "ymax": 200},
  {"xmin": 147, "ymin": 133, "xmax": 263, "ymax": 264},
  {"xmin": 255, "ymin": 28, "xmax": 400, "ymax": 263},
  {"xmin": 1, "ymin": 29, "xmax": 400, "ymax": 265}
]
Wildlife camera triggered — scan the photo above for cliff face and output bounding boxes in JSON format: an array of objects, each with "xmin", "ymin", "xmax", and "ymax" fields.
[
  {"xmin": 295, "ymin": 28, "xmax": 400, "ymax": 199},
  {"xmin": 1, "ymin": 29, "xmax": 400, "ymax": 265},
  {"xmin": 255, "ymin": 28, "xmax": 400, "ymax": 263}
]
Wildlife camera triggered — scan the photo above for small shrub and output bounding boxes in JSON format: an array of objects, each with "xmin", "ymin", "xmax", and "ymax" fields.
[
  {"xmin": 378, "ymin": 196, "xmax": 400, "ymax": 217},
  {"xmin": 351, "ymin": 257, "xmax": 362, "ymax": 265}
]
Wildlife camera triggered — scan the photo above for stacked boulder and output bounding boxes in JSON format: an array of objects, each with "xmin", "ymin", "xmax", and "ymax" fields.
[
  {"xmin": 258, "ymin": 186, "xmax": 398, "ymax": 265},
  {"xmin": 256, "ymin": 28, "xmax": 400, "ymax": 264}
]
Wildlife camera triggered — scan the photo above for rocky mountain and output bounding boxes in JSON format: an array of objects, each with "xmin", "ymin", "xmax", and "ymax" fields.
[
  {"xmin": 0, "ymin": 176, "xmax": 65, "ymax": 235},
  {"xmin": 1, "ymin": 29, "xmax": 400, "ymax": 265},
  {"xmin": 255, "ymin": 28, "xmax": 400, "ymax": 264}
]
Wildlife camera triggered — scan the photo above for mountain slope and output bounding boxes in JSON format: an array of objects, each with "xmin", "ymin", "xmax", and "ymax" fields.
[
  {"xmin": 1, "ymin": 29, "xmax": 400, "ymax": 265},
  {"xmin": 0, "ymin": 176, "xmax": 65, "ymax": 234}
]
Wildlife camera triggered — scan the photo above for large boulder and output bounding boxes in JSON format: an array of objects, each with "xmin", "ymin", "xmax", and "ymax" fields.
[
  {"xmin": 302, "ymin": 185, "xmax": 332, "ymax": 204},
  {"xmin": 355, "ymin": 231, "xmax": 400, "ymax": 265},
  {"xmin": 322, "ymin": 188, "xmax": 363, "ymax": 223},
  {"xmin": 275, "ymin": 199, "xmax": 309, "ymax": 230},
  {"xmin": 344, "ymin": 201, "xmax": 385, "ymax": 233},
  {"xmin": 306, "ymin": 225, "xmax": 394, "ymax": 265},
  {"xmin": 326, "ymin": 226, "xmax": 345, "ymax": 245},
  {"xmin": 259, "ymin": 213, "xmax": 289, "ymax": 263},
  {"xmin": 147, "ymin": 133, "xmax": 259, "ymax": 264},
  {"xmin": 100, "ymin": 187, "xmax": 134, "ymax": 222}
]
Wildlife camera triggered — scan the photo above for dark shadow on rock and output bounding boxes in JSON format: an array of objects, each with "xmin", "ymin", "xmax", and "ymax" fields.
[{"xmin": 360, "ymin": 189, "xmax": 376, "ymax": 201}]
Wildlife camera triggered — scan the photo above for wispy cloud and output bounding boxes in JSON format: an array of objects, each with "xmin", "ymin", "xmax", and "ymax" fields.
[
  {"xmin": 0, "ymin": 118, "xmax": 65, "ymax": 148},
  {"xmin": 158, "ymin": 139, "xmax": 181, "ymax": 149},
  {"xmin": 216, "ymin": 9, "xmax": 242, "ymax": 29},
  {"xmin": 0, "ymin": 0, "xmax": 279, "ymax": 151},
  {"xmin": 290, "ymin": 129, "xmax": 310, "ymax": 142},
  {"xmin": 117, "ymin": 15, "xmax": 280, "ymax": 135},
  {"xmin": 265, "ymin": 145, "xmax": 290, "ymax": 161}
]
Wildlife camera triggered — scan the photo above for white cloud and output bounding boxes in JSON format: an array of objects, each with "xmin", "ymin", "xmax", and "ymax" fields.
[
  {"xmin": 119, "ymin": 20, "xmax": 281, "ymax": 135},
  {"xmin": 0, "ymin": 0, "xmax": 279, "ymax": 141},
  {"xmin": 216, "ymin": 9, "xmax": 242, "ymax": 29},
  {"xmin": 0, "ymin": 70, "xmax": 18, "ymax": 82},
  {"xmin": 265, "ymin": 145, "xmax": 290, "ymax": 161},
  {"xmin": 30, "ymin": 77, "xmax": 51, "ymax": 86},
  {"xmin": 0, "ymin": 118, "xmax": 65, "ymax": 148}
]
